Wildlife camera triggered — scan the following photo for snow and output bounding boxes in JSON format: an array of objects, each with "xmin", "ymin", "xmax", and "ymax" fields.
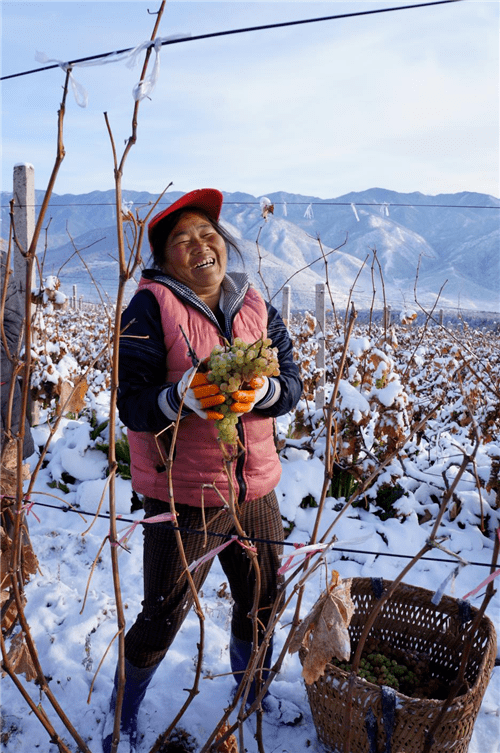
[
  {"xmin": 337, "ymin": 379, "xmax": 371, "ymax": 419},
  {"xmin": 372, "ymin": 380, "xmax": 403, "ymax": 408},
  {"xmin": 4, "ymin": 420, "xmax": 498, "ymax": 753},
  {"xmin": 3, "ymin": 316, "xmax": 500, "ymax": 753},
  {"xmin": 348, "ymin": 336, "xmax": 371, "ymax": 357}
]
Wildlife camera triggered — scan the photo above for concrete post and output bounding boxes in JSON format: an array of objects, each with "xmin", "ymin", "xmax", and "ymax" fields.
[
  {"xmin": 315, "ymin": 283, "xmax": 326, "ymax": 410},
  {"xmin": 12, "ymin": 164, "xmax": 36, "ymax": 314},
  {"xmin": 383, "ymin": 305, "xmax": 392, "ymax": 329},
  {"xmin": 282, "ymin": 285, "xmax": 291, "ymax": 327}
]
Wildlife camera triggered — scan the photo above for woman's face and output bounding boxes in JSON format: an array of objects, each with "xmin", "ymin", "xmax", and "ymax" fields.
[{"xmin": 163, "ymin": 211, "xmax": 227, "ymax": 299}]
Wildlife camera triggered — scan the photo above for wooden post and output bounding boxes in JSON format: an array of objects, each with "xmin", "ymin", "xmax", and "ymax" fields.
[
  {"xmin": 315, "ymin": 283, "xmax": 326, "ymax": 410},
  {"xmin": 439, "ymin": 309, "xmax": 444, "ymax": 326},
  {"xmin": 72, "ymin": 284, "xmax": 77, "ymax": 309},
  {"xmin": 12, "ymin": 163, "xmax": 36, "ymax": 314},
  {"xmin": 282, "ymin": 285, "xmax": 291, "ymax": 327}
]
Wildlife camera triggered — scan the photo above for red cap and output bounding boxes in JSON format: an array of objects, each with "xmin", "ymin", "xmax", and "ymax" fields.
[{"xmin": 148, "ymin": 188, "xmax": 224, "ymax": 242}]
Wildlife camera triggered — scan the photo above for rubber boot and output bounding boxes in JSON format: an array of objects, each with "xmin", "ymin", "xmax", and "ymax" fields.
[
  {"xmin": 102, "ymin": 658, "xmax": 159, "ymax": 753},
  {"xmin": 229, "ymin": 634, "xmax": 273, "ymax": 706}
]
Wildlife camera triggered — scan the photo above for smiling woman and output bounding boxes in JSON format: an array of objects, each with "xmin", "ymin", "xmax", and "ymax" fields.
[
  {"xmin": 157, "ymin": 211, "xmax": 228, "ymax": 310},
  {"xmin": 164, "ymin": 211, "xmax": 227, "ymax": 305},
  {"xmin": 147, "ymin": 193, "xmax": 243, "ymax": 310},
  {"xmin": 102, "ymin": 188, "xmax": 302, "ymax": 752}
]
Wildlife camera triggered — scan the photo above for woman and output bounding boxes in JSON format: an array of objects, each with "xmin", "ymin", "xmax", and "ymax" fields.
[{"xmin": 103, "ymin": 189, "xmax": 302, "ymax": 751}]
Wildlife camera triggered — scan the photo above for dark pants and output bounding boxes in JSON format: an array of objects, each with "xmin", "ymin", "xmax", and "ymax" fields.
[{"xmin": 125, "ymin": 491, "xmax": 284, "ymax": 669}]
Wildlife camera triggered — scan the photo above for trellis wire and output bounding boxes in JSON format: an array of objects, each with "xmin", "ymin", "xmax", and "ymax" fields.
[
  {"xmin": 2, "ymin": 0, "xmax": 466, "ymax": 82},
  {"xmin": 11, "ymin": 497, "xmax": 496, "ymax": 570}
]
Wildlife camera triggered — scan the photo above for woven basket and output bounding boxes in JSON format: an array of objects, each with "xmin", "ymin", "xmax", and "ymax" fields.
[{"xmin": 300, "ymin": 577, "xmax": 497, "ymax": 753}]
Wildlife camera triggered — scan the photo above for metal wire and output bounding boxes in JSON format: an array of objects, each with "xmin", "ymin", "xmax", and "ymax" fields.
[{"xmin": 1, "ymin": 0, "xmax": 466, "ymax": 82}]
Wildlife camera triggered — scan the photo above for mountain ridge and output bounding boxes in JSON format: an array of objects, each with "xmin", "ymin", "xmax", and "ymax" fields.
[{"xmin": 1, "ymin": 187, "xmax": 498, "ymax": 312}]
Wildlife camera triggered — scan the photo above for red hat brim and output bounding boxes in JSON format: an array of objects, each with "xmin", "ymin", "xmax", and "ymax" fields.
[{"xmin": 148, "ymin": 188, "xmax": 223, "ymax": 242}]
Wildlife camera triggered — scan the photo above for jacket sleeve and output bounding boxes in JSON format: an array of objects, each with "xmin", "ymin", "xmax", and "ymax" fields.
[
  {"xmin": 253, "ymin": 302, "xmax": 302, "ymax": 418},
  {"xmin": 117, "ymin": 290, "xmax": 176, "ymax": 433}
]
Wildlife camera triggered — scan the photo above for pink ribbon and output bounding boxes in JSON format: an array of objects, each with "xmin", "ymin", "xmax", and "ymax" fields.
[
  {"xmin": 1, "ymin": 494, "xmax": 40, "ymax": 522},
  {"xmin": 462, "ymin": 567, "xmax": 500, "ymax": 600},
  {"xmin": 462, "ymin": 528, "xmax": 500, "ymax": 600},
  {"xmin": 278, "ymin": 542, "xmax": 328, "ymax": 575},
  {"xmin": 21, "ymin": 498, "xmax": 41, "ymax": 524},
  {"xmin": 188, "ymin": 535, "xmax": 257, "ymax": 573},
  {"xmin": 112, "ymin": 511, "xmax": 177, "ymax": 549}
]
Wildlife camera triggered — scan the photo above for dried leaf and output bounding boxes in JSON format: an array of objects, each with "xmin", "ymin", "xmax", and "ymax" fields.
[
  {"xmin": 289, "ymin": 574, "xmax": 355, "ymax": 685},
  {"xmin": 261, "ymin": 202, "xmax": 274, "ymax": 221},
  {"xmin": 3, "ymin": 631, "xmax": 37, "ymax": 682},
  {"xmin": 21, "ymin": 540, "xmax": 39, "ymax": 579},
  {"xmin": 1, "ymin": 510, "xmax": 39, "ymax": 633},
  {"xmin": 1, "ymin": 524, "xmax": 12, "ymax": 553},
  {"xmin": 215, "ymin": 722, "xmax": 238, "ymax": 752},
  {"xmin": 1, "ymin": 441, "xmax": 18, "ymax": 497},
  {"xmin": 57, "ymin": 378, "xmax": 88, "ymax": 415}
]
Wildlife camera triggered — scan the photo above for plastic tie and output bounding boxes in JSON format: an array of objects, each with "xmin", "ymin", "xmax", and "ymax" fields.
[
  {"xmin": 111, "ymin": 511, "xmax": 176, "ymax": 550},
  {"xmin": 277, "ymin": 542, "xmax": 328, "ymax": 575},
  {"xmin": 20, "ymin": 498, "xmax": 41, "ymax": 523},
  {"xmin": 462, "ymin": 528, "xmax": 500, "ymax": 600},
  {"xmin": 187, "ymin": 535, "xmax": 257, "ymax": 573},
  {"xmin": 431, "ymin": 564, "xmax": 463, "ymax": 606}
]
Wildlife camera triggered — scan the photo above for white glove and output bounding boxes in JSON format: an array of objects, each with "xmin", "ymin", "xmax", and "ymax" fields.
[{"xmin": 253, "ymin": 376, "xmax": 270, "ymax": 404}]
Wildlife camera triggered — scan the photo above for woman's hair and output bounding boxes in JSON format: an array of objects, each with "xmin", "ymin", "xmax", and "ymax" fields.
[{"xmin": 148, "ymin": 208, "xmax": 243, "ymax": 270}]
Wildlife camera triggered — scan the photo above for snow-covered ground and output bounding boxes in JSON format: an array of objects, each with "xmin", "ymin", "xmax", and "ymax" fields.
[{"xmin": 2, "ymin": 312, "xmax": 500, "ymax": 752}]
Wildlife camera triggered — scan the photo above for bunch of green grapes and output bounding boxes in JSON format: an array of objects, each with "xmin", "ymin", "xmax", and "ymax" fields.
[
  {"xmin": 205, "ymin": 336, "xmax": 280, "ymax": 444},
  {"xmin": 332, "ymin": 652, "xmax": 419, "ymax": 695}
]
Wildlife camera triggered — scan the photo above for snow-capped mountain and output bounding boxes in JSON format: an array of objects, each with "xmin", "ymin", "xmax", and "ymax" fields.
[{"xmin": 1, "ymin": 187, "xmax": 498, "ymax": 312}]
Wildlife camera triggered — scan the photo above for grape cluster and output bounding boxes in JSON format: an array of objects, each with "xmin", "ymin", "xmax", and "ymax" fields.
[
  {"xmin": 205, "ymin": 336, "xmax": 280, "ymax": 444},
  {"xmin": 333, "ymin": 654, "xmax": 418, "ymax": 694},
  {"xmin": 331, "ymin": 639, "xmax": 449, "ymax": 699}
]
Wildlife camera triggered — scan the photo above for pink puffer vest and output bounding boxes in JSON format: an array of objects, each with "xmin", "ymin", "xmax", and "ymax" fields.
[{"xmin": 126, "ymin": 279, "xmax": 282, "ymax": 507}]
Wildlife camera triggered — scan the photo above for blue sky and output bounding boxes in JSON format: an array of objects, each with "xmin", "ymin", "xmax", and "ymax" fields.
[{"xmin": 1, "ymin": 0, "xmax": 499, "ymax": 199}]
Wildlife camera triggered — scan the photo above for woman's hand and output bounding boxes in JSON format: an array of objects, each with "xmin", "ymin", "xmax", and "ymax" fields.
[
  {"xmin": 177, "ymin": 367, "xmax": 225, "ymax": 419},
  {"xmin": 229, "ymin": 376, "xmax": 269, "ymax": 414}
]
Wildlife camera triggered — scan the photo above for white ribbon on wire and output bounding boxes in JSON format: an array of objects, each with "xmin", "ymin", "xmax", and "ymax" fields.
[
  {"xmin": 131, "ymin": 37, "xmax": 162, "ymax": 102},
  {"xmin": 35, "ymin": 52, "xmax": 89, "ymax": 107},
  {"xmin": 35, "ymin": 34, "xmax": 189, "ymax": 107},
  {"xmin": 277, "ymin": 534, "xmax": 373, "ymax": 575}
]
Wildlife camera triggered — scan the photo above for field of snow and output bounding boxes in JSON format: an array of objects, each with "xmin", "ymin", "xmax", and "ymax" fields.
[{"xmin": 2, "ymin": 306, "xmax": 499, "ymax": 752}]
